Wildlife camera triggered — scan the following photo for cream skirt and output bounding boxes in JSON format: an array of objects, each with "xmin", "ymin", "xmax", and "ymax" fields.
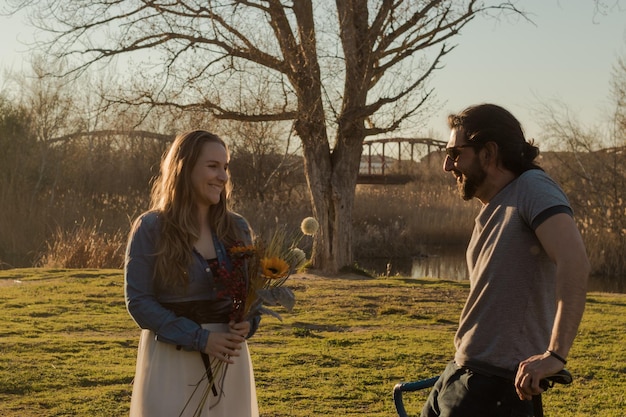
[{"xmin": 129, "ymin": 323, "xmax": 258, "ymax": 417}]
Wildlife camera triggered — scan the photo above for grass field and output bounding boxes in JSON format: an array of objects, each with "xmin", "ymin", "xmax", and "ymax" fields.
[{"xmin": 1, "ymin": 269, "xmax": 625, "ymax": 416}]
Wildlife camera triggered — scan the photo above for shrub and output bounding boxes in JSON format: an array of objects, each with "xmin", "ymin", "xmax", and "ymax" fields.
[{"xmin": 38, "ymin": 223, "xmax": 126, "ymax": 269}]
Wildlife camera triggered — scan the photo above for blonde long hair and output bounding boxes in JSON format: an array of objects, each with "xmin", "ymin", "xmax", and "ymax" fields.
[{"xmin": 149, "ymin": 130, "xmax": 244, "ymax": 290}]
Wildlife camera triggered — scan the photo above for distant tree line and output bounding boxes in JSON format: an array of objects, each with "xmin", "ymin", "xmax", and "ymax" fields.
[{"xmin": 0, "ymin": 72, "xmax": 309, "ymax": 268}]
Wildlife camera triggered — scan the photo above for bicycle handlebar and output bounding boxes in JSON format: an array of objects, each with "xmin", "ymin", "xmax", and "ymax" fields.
[
  {"xmin": 538, "ymin": 368, "xmax": 573, "ymax": 391},
  {"xmin": 393, "ymin": 369, "xmax": 573, "ymax": 417}
]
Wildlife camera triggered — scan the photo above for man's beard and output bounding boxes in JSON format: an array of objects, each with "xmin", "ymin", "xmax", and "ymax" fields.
[{"xmin": 456, "ymin": 163, "xmax": 486, "ymax": 201}]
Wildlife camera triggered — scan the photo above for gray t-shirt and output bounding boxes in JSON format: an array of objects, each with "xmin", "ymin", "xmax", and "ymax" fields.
[{"xmin": 454, "ymin": 169, "xmax": 573, "ymax": 374}]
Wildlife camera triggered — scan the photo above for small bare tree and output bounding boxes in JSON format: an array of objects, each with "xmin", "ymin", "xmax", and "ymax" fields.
[
  {"xmin": 6, "ymin": 0, "xmax": 525, "ymax": 272},
  {"xmin": 538, "ymin": 51, "xmax": 626, "ymax": 277},
  {"xmin": 610, "ymin": 56, "xmax": 626, "ymax": 139}
]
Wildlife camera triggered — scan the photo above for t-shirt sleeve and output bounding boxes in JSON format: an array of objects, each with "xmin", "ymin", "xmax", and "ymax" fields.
[{"xmin": 516, "ymin": 170, "xmax": 573, "ymax": 230}]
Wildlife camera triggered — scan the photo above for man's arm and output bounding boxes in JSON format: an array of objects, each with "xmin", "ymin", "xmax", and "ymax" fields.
[
  {"xmin": 515, "ymin": 212, "xmax": 589, "ymax": 400},
  {"xmin": 538, "ymin": 212, "xmax": 589, "ymax": 358}
]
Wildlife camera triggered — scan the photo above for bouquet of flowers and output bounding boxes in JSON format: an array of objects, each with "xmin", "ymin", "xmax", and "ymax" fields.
[
  {"xmin": 181, "ymin": 217, "xmax": 319, "ymax": 416},
  {"xmin": 222, "ymin": 216, "xmax": 319, "ymax": 323}
]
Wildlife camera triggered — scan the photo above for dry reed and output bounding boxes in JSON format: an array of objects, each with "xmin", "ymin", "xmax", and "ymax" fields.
[{"xmin": 38, "ymin": 223, "xmax": 126, "ymax": 269}]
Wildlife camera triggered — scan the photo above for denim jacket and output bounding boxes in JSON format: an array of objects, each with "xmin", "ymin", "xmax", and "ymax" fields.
[{"xmin": 124, "ymin": 210, "xmax": 259, "ymax": 351}]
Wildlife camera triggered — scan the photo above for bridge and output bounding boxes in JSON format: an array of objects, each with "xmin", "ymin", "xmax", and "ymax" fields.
[{"xmin": 358, "ymin": 137, "xmax": 448, "ymax": 184}]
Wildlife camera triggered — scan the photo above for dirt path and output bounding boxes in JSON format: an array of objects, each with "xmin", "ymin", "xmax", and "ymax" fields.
[{"xmin": 0, "ymin": 279, "xmax": 24, "ymax": 287}]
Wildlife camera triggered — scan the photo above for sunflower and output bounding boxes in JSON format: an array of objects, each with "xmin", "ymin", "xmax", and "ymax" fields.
[{"xmin": 260, "ymin": 257, "xmax": 290, "ymax": 279}]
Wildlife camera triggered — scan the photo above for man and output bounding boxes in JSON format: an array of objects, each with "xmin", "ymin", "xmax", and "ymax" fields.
[{"xmin": 421, "ymin": 104, "xmax": 589, "ymax": 417}]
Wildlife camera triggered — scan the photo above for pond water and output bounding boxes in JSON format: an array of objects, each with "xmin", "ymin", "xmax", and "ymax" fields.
[{"xmin": 356, "ymin": 250, "xmax": 625, "ymax": 294}]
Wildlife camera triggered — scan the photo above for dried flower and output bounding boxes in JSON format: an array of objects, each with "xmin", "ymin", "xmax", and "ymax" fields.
[
  {"xmin": 300, "ymin": 217, "xmax": 319, "ymax": 236},
  {"xmin": 288, "ymin": 248, "xmax": 306, "ymax": 269}
]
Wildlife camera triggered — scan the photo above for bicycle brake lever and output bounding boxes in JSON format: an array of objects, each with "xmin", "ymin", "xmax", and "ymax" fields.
[{"xmin": 539, "ymin": 369, "xmax": 573, "ymax": 391}]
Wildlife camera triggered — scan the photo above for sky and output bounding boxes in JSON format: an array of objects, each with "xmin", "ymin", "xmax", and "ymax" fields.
[
  {"xmin": 423, "ymin": 1, "xmax": 626, "ymax": 142},
  {"xmin": 1, "ymin": 1, "xmax": 625, "ymax": 145}
]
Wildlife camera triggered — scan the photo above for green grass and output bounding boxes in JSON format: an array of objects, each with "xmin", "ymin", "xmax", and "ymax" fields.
[{"xmin": 0, "ymin": 269, "xmax": 624, "ymax": 416}]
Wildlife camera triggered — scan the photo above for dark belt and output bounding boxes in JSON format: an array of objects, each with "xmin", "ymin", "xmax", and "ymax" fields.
[
  {"xmin": 161, "ymin": 299, "xmax": 231, "ymax": 324},
  {"xmin": 459, "ymin": 359, "xmax": 517, "ymax": 381}
]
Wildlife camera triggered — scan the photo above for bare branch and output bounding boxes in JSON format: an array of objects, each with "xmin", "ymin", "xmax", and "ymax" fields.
[{"xmin": 47, "ymin": 129, "xmax": 174, "ymax": 144}]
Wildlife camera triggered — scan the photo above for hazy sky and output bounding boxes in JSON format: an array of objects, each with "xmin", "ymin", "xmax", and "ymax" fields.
[
  {"xmin": 424, "ymin": 0, "xmax": 626, "ymax": 143},
  {"xmin": 1, "ymin": 1, "xmax": 625, "ymax": 144}
]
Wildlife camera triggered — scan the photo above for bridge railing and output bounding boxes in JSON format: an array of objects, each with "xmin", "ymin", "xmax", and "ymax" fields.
[{"xmin": 359, "ymin": 137, "xmax": 447, "ymax": 184}]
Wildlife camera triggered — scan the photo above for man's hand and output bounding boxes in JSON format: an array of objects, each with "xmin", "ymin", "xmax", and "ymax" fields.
[{"xmin": 514, "ymin": 352, "xmax": 565, "ymax": 400}]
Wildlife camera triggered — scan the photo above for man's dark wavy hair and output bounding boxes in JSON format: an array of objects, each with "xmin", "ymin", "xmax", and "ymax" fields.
[{"xmin": 448, "ymin": 103, "xmax": 542, "ymax": 175}]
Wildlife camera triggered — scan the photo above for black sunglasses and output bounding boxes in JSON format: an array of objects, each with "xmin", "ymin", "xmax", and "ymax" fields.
[{"xmin": 445, "ymin": 143, "xmax": 481, "ymax": 162}]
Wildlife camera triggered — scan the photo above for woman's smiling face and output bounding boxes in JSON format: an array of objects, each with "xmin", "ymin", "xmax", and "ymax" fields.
[{"xmin": 190, "ymin": 141, "xmax": 229, "ymax": 209}]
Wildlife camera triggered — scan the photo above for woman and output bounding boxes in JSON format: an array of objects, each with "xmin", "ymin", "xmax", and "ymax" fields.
[{"xmin": 124, "ymin": 130, "xmax": 260, "ymax": 417}]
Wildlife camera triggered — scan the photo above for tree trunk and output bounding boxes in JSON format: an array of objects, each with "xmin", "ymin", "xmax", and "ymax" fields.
[
  {"xmin": 296, "ymin": 105, "xmax": 364, "ymax": 274},
  {"xmin": 301, "ymin": 142, "xmax": 361, "ymax": 274},
  {"xmin": 289, "ymin": 0, "xmax": 369, "ymax": 274}
]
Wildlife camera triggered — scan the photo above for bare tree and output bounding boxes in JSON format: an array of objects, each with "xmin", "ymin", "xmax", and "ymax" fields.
[
  {"xmin": 6, "ymin": 0, "xmax": 524, "ymax": 272},
  {"xmin": 11, "ymin": 60, "xmax": 80, "ymax": 215},
  {"xmin": 610, "ymin": 56, "xmax": 626, "ymax": 138},
  {"xmin": 593, "ymin": 0, "xmax": 626, "ymax": 18},
  {"xmin": 537, "ymin": 48, "xmax": 626, "ymax": 277}
]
